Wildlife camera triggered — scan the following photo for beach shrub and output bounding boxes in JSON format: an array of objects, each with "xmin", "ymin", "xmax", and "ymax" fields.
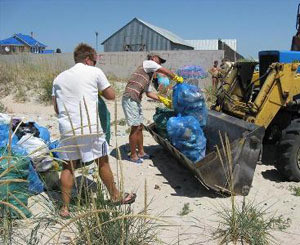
[
  {"xmin": 38, "ymin": 74, "xmax": 54, "ymax": 104},
  {"xmin": 0, "ymin": 102, "xmax": 6, "ymax": 113},
  {"xmin": 289, "ymin": 185, "xmax": 300, "ymax": 196},
  {"xmin": 213, "ymin": 197, "xmax": 291, "ymax": 244},
  {"xmin": 69, "ymin": 183, "xmax": 159, "ymax": 245},
  {"xmin": 178, "ymin": 203, "xmax": 192, "ymax": 216}
]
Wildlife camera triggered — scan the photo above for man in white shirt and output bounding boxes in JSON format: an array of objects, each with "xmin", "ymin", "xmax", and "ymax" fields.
[
  {"xmin": 52, "ymin": 43, "xmax": 136, "ymax": 217},
  {"xmin": 122, "ymin": 53, "xmax": 183, "ymax": 163}
]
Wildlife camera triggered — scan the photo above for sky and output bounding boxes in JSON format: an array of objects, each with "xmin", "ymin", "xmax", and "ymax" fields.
[{"xmin": 0, "ymin": 0, "xmax": 299, "ymax": 59}]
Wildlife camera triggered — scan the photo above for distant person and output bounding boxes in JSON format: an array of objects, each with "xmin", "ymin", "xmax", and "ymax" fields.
[
  {"xmin": 124, "ymin": 45, "xmax": 131, "ymax": 51},
  {"xmin": 209, "ymin": 60, "xmax": 220, "ymax": 90},
  {"xmin": 52, "ymin": 43, "xmax": 136, "ymax": 217},
  {"xmin": 122, "ymin": 53, "xmax": 183, "ymax": 163}
]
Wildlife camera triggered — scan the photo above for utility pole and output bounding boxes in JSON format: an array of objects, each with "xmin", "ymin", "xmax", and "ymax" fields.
[{"xmin": 95, "ymin": 31, "xmax": 99, "ymax": 51}]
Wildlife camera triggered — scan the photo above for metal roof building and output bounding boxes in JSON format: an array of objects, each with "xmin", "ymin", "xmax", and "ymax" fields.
[{"xmin": 101, "ymin": 18, "xmax": 194, "ymax": 52}]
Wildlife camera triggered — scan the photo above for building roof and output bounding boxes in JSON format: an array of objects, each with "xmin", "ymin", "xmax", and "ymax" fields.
[
  {"xmin": 101, "ymin": 18, "xmax": 193, "ymax": 48},
  {"xmin": 185, "ymin": 39, "xmax": 237, "ymax": 51},
  {"xmin": 137, "ymin": 18, "xmax": 192, "ymax": 47},
  {"xmin": 0, "ymin": 33, "xmax": 47, "ymax": 47},
  {"xmin": 0, "ymin": 37, "xmax": 24, "ymax": 46},
  {"xmin": 14, "ymin": 33, "xmax": 47, "ymax": 47}
]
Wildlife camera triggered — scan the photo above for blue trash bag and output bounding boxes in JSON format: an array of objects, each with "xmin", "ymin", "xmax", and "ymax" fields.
[
  {"xmin": 12, "ymin": 143, "xmax": 45, "ymax": 195},
  {"xmin": 167, "ymin": 115, "xmax": 206, "ymax": 163},
  {"xmin": 34, "ymin": 122, "xmax": 50, "ymax": 143},
  {"xmin": 28, "ymin": 163, "xmax": 44, "ymax": 194},
  {"xmin": 173, "ymin": 83, "xmax": 207, "ymax": 127},
  {"xmin": 0, "ymin": 123, "xmax": 18, "ymax": 148},
  {"xmin": 49, "ymin": 140, "xmax": 59, "ymax": 159}
]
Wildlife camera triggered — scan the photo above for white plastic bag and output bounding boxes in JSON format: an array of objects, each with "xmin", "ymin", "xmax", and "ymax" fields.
[{"xmin": 17, "ymin": 133, "xmax": 53, "ymax": 172}]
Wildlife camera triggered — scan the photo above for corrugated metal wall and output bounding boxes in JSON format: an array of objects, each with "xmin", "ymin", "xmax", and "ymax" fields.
[
  {"xmin": 103, "ymin": 19, "xmax": 191, "ymax": 52},
  {"xmin": 186, "ymin": 39, "xmax": 237, "ymax": 51},
  {"xmin": 185, "ymin": 40, "xmax": 219, "ymax": 50}
]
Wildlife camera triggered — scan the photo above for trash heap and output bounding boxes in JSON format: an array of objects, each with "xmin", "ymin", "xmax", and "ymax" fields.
[
  {"xmin": 153, "ymin": 83, "xmax": 207, "ymax": 163},
  {"xmin": 0, "ymin": 114, "xmax": 58, "ymax": 218}
]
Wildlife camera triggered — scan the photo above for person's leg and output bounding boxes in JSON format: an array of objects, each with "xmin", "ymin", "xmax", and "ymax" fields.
[
  {"xmin": 212, "ymin": 77, "xmax": 217, "ymax": 90},
  {"xmin": 96, "ymin": 155, "xmax": 120, "ymax": 201},
  {"xmin": 60, "ymin": 160, "xmax": 78, "ymax": 217},
  {"xmin": 96, "ymin": 155, "xmax": 136, "ymax": 203},
  {"xmin": 129, "ymin": 125, "xmax": 140, "ymax": 160},
  {"xmin": 136, "ymin": 124, "xmax": 145, "ymax": 157}
]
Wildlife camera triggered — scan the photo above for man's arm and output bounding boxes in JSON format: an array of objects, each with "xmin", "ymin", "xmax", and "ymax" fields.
[
  {"xmin": 157, "ymin": 67, "xmax": 176, "ymax": 80},
  {"xmin": 101, "ymin": 86, "xmax": 115, "ymax": 100},
  {"xmin": 52, "ymin": 96, "xmax": 59, "ymax": 115},
  {"xmin": 145, "ymin": 91, "xmax": 159, "ymax": 101},
  {"xmin": 157, "ymin": 67, "xmax": 183, "ymax": 83}
]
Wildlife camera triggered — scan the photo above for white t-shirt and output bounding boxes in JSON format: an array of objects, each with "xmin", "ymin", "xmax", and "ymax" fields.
[
  {"xmin": 142, "ymin": 60, "xmax": 162, "ymax": 92},
  {"xmin": 52, "ymin": 63, "xmax": 110, "ymax": 136}
]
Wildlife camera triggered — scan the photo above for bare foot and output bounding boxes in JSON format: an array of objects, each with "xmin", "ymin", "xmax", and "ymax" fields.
[{"xmin": 60, "ymin": 206, "xmax": 70, "ymax": 218}]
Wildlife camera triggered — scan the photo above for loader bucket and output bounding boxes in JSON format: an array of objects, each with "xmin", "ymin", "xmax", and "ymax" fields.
[{"xmin": 145, "ymin": 110, "xmax": 265, "ymax": 196}]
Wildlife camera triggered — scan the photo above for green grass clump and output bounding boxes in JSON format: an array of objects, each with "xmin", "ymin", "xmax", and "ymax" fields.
[
  {"xmin": 125, "ymin": 128, "xmax": 131, "ymax": 134},
  {"xmin": 68, "ymin": 182, "xmax": 159, "ymax": 245},
  {"xmin": 111, "ymin": 118, "xmax": 127, "ymax": 126},
  {"xmin": 0, "ymin": 102, "xmax": 7, "ymax": 113},
  {"xmin": 213, "ymin": 197, "xmax": 291, "ymax": 244},
  {"xmin": 289, "ymin": 185, "xmax": 300, "ymax": 196},
  {"xmin": 204, "ymin": 86, "xmax": 217, "ymax": 108},
  {"xmin": 178, "ymin": 203, "xmax": 192, "ymax": 216}
]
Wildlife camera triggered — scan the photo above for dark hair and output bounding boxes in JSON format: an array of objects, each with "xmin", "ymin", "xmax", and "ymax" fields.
[
  {"xmin": 147, "ymin": 54, "xmax": 153, "ymax": 60},
  {"xmin": 73, "ymin": 43, "xmax": 96, "ymax": 63}
]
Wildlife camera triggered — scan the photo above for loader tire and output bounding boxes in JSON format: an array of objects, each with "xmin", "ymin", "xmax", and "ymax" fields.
[{"xmin": 275, "ymin": 118, "xmax": 300, "ymax": 181}]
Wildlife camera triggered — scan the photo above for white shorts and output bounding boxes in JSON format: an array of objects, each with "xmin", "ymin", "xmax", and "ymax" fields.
[
  {"xmin": 122, "ymin": 96, "xmax": 143, "ymax": 126},
  {"xmin": 57, "ymin": 134, "xmax": 109, "ymax": 163}
]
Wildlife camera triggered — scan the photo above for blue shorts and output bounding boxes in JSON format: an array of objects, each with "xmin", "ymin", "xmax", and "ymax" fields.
[{"xmin": 122, "ymin": 96, "xmax": 143, "ymax": 126}]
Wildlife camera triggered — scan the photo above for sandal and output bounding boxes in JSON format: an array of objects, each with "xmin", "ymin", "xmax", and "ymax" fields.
[
  {"xmin": 113, "ymin": 192, "xmax": 137, "ymax": 205},
  {"xmin": 128, "ymin": 157, "xmax": 143, "ymax": 164},
  {"xmin": 138, "ymin": 153, "xmax": 152, "ymax": 160}
]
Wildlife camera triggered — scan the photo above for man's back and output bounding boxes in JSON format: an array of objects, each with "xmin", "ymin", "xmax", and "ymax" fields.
[{"xmin": 53, "ymin": 63, "xmax": 110, "ymax": 135}]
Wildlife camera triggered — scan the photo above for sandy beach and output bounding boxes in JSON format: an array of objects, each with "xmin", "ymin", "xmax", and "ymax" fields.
[{"xmin": 2, "ymin": 92, "xmax": 300, "ymax": 244}]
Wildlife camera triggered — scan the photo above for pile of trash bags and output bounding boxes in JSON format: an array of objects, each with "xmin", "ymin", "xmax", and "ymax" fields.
[
  {"xmin": 153, "ymin": 83, "xmax": 207, "ymax": 163},
  {"xmin": 0, "ymin": 113, "xmax": 58, "ymax": 218}
]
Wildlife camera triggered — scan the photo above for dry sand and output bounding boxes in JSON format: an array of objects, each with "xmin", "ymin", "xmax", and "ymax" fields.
[{"xmin": 2, "ymin": 93, "xmax": 300, "ymax": 244}]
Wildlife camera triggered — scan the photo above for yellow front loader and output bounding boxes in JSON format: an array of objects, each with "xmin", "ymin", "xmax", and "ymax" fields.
[{"xmin": 214, "ymin": 51, "xmax": 300, "ymax": 181}]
